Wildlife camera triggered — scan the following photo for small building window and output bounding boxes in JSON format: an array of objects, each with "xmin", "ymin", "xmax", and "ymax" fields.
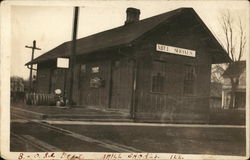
[
  {"xmin": 184, "ymin": 65, "xmax": 196, "ymax": 95},
  {"xmin": 90, "ymin": 77, "xmax": 105, "ymax": 88},
  {"xmin": 80, "ymin": 64, "xmax": 86, "ymax": 73},
  {"xmin": 151, "ymin": 60, "xmax": 166, "ymax": 93},
  {"xmin": 91, "ymin": 66, "xmax": 99, "ymax": 73},
  {"xmin": 152, "ymin": 73, "xmax": 165, "ymax": 92}
]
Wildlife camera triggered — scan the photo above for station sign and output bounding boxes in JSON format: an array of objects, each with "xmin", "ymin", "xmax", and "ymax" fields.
[
  {"xmin": 57, "ymin": 58, "xmax": 69, "ymax": 68},
  {"xmin": 156, "ymin": 44, "xmax": 196, "ymax": 57}
]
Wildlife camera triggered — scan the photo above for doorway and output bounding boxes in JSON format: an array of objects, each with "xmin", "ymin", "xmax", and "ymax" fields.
[{"xmin": 110, "ymin": 59, "xmax": 133, "ymax": 111}]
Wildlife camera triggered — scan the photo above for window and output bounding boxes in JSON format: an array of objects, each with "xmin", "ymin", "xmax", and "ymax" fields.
[
  {"xmin": 90, "ymin": 77, "xmax": 104, "ymax": 88},
  {"xmin": 80, "ymin": 64, "xmax": 86, "ymax": 73},
  {"xmin": 184, "ymin": 65, "xmax": 196, "ymax": 95},
  {"xmin": 91, "ymin": 66, "xmax": 99, "ymax": 73},
  {"xmin": 151, "ymin": 60, "xmax": 166, "ymax": 93},
  {"xmin": 152, "ymin": 73, "xmax": 165, "ymax": 92}
]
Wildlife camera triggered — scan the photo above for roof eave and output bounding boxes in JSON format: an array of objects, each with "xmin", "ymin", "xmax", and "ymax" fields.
[
  {"xmin": 212, "ymin": 53, "xmax": 232, "ymax": 64},
  {"xmin": 25, "ymin": 42, "xmax": 134, "ymax": 66}
]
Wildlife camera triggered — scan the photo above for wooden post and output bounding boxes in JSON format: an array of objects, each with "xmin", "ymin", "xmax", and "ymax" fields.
[
  {"xmin": 25, "ymin": 40, "xmax": 41, "ymax": 93},
  {"xmin": 107, "ymin": 60, "xmax": 113, "ymax": 109},
  {"xmin": 63, "ymin": 69, "xmax": 67, "ymax": 99},
  {"xmin": 68, "ymin": 6, "xmax": 79, "ymax": 106},
  {"xmin": 131, "ymin": 57, "xmax": 138, "ymax": 120}
]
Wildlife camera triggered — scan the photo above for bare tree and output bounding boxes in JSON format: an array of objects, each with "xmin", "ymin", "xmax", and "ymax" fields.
[{"xmin": 212, "ymin": 10, "xmax": 247, "ymax": 108}]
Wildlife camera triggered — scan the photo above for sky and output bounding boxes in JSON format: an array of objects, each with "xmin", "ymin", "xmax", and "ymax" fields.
[{"xmin": 10, "ymin": 0, "xmax": 249, "ymax": 79}]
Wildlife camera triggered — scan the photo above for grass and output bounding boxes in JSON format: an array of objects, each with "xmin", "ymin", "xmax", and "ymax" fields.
[{"xmin": 209, "ymin": 108, "xmax": 245, "ymax": 125}]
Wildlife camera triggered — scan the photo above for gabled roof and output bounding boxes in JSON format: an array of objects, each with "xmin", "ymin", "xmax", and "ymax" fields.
[
  {"xmin": 223, "ymin": 61, "xmax": 246, "ymax": 78},
  {"xmin": 26, "ymin": 8, "xmax": 231, "ymax": 65}
]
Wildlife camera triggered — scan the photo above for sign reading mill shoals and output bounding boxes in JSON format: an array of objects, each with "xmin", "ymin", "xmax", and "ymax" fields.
[{"xmin": 156, "ymin": 44, "xmax": 196, "ymax": 57}]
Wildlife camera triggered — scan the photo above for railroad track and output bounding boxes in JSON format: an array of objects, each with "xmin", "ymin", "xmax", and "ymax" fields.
[
  {"xmin": 11, "ymin": 132, "xmax": 62, "ymax": 152},
  {"xmin": 11, "ymin": 113, "xmax": 142, "ymax": 152}
]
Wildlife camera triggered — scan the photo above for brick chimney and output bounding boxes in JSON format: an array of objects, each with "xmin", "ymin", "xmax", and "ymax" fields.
[{"xmin": 125, "ymin": 7, "xmax": 140, "ymax": 25}]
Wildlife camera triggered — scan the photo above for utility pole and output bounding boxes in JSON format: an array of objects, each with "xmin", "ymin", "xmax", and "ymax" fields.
[
  {"xmin": 25, "ymin": 40, "xmax": 41, "ymax": 92},
  {"xmin": 68, "ymin": 6, "xmax": 79, "ymax": 106}
]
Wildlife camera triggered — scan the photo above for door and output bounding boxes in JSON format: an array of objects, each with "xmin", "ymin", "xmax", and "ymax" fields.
[
  {"xmin": 110, "ymin": 59, "xmax": 133, "ymax": 111},
  {"xmin": 50, "ymin": 69, "xmax": 67, "ymax": 94}
]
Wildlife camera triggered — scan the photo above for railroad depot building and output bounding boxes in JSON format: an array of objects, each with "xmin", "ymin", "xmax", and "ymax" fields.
[{"xmin": 26, "ymin": 8, "xmax": 231, "ymax": 123}]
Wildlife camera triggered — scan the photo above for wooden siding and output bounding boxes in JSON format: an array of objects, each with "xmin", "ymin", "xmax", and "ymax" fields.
[
  {"xmin": 36, "ymin": 61, "xmax": 55, "ymax": 94},
  {"xmin": 79, "ymin": 60, "xmax": 111, "ymax": 108},
  {"xmin": 50, "ymin": 69, "xmax": 67, "ymax": 95},
  {"xmin": 110, "ymin": 58, "xmax": 133, "ymax": 111},
  {"xmin": 77, "ymin": 57, "xmax": 134, "ymax": 110},
  {"xmin": 133, "ymin": 15, "xmax": 212, "ymax": 122},
  {"xmin": 72, "ymin": 63, "xmax": 81, "ymax": 104},
  {"xmin": 135, "ymin": 94, "xmax": 209, "ymax": 123}
]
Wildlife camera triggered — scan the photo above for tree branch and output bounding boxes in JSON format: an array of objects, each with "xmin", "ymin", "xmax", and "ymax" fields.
[{"xmin": 238, "ymin": 17, "xmax": 246, "ymax": 61}]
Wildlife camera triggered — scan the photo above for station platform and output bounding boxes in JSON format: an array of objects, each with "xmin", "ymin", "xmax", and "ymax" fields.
[
  {"xmin": 11, "ymin": 103, "xmax": 245, "ymax": 125},
  {"xmin": 11, "ymin": 103, "xmax": 132, "ymax": 122}
]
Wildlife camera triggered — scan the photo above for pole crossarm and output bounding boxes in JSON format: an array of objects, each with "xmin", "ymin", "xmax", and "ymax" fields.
[{"xmin": 25, "ymin": 45, "xmax": 41, "ymax": 50}]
